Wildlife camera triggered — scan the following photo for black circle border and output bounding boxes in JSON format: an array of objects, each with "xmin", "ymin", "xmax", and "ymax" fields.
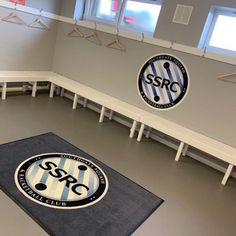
[
  {"xmin": 16, "ymin": 153, "xmax": 108, "ymax": 208},
  {"xmin": 138, "ymin": 54, "xmax": 189, "ymax": 110}
]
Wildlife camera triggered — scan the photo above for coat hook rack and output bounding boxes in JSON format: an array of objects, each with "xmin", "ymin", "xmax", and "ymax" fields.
[
  {"xmin": 106, "ymin": 29, "xmax": 126, "ymax": 52},
  {"xmin": 85, "ymin": 22, "xmax": 102, "ymax": 46},
  {"xmin": 1, "ymin": 3, "xmax": 26, "ymax": 25},
  {"xmin": 218, "ymin": 72, "xmax": 236, "ymax": 84},
  {"xmin": 67, "ymin": 20, "xmax": 84, "ymax": 37},
  {"xmin": 28, "ymin": 9, "xmax": 50, "ymax": 30}
]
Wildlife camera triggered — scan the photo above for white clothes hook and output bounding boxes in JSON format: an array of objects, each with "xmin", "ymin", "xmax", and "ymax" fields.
[
  {"xmin": 203, "ymin": 47, "xmax": 207, "ymax": 57},
  {"xmin": 141, "ymin": 32, "xmax": 144, "ymax": 42},
  {"xmin": 116, "ymin": 27, "xmax": 119, "ymax": 36}
]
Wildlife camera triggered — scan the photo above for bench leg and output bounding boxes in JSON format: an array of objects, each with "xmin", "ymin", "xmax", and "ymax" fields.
[
  {"xmin": 137, "ymin": 123, "xmax": 145, "ymax": 142},
  {"xmin": 1, "ymin": 82, "xmax": 7, "ymax": 100},
  {"xmin": 83, "ymin": 98, "xmax": 88, "ymax": 108},
  {"xmin": 60, "ymin": 88, "xmax": 65, "ymax": 97},
  {"xmin": 49, "ymin": 83, "xmax": 55, "ymax": 98},
  {"xmin": 129, "ymin": 120, "xmax": 137, "ymax": 138},
  {"xmin": 32, "ymin": 82, "xmax": 37, "ymax": 97},
  {"xmin": 99, "ymin": 106, "xmax": 106, "ymax": 123},
  {"xmin": 221, "ymin": 164, "xmax": 234, "ymax": 185},
  {"xmin": 182, "ymin": 144, "xmax": 189, "ymax": 156},
  {"xmin": 56, "ymin": 86, "xmax": 60, "ymax": 95},
  {"xmin": 109, "ymin": 110, "xmax": 114, "ymax": 121},
  {"xmin": 175, "ymin": 141, "xmax": 185, "ymax": 162},
  {"xmin": 73, "ymin": 94, "xmax": 78, "ymax": 110},
  {"xmin": 145, "ymin": 127, "xmax": 152, "ymax": 138}
]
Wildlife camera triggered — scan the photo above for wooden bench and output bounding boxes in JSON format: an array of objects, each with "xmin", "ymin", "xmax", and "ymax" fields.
[
  {"xmin": 97, "ymin": 97, "xmax": 149, "ymax": 138},
  {"xmin": 49, "ymin": 73, "xmax": 149, "ymax": 138},
  {"xmin": 137, "ymin": 114, "xmax": 236, "ymax": 185},
  {"xmin": 0, "ymin": 71, "xmax": 50, "ymax": 99},
  {"xmin": 0, "ymin": 70, "xmax": 236, "ymax": 186}
]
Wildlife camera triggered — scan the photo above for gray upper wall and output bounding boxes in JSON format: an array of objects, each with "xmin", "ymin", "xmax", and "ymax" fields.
[
  {"xmin": 156, "ymin": 0, "xmax": 236, "ymax": 47},
  {"xmin": 52, "ymin": 1, "xmax": 236, "ymax": 148},
  {"xmin": 60, "ymin": 0, "xmax": 76, "ymax": 18},
  {"xmin": 23, "ymin": 0, "xmax": 62, "ymax": 14}
]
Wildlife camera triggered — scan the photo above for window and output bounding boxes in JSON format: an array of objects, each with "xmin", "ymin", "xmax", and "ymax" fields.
[
  {"xmin": 119, "ymin": 0, "xmax": 161, "ymax": 34},
  {"xmin": 84, "ymin": 0, "xmax": 162, "ymax": 35},
  {"xmin": 94, "ymin": 0, "xmax": 120, "ymax": 21},
  {"xmin": 199, "ymin": 6, "xmax": 236, "ymax": 56},
  {"xmin": 209, "ymin": 15, "xmax": 236, "ymax": 52},
  {"xmin": 84, "ymin": 0, "xmax": 122, "ymax": 24},
  {"xmin": 85, "ymin": 0, "xmax": 121, "ymax": 24}
]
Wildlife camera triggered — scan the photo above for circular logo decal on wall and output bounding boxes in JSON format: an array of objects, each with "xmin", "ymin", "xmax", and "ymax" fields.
[
  {"xmin": 138, "ymin": 54, "xmax": 189, "ymax": 110},
  {"xmin": 15, "ymin": 153, "xmax": 109, "ymax": 209}
]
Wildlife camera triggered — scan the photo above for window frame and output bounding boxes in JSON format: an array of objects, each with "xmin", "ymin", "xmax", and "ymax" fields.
[
  {"xmin": 118, "ymin": 0, "xmax": 162, "ymax": 35},
  {"xmin": 74, "ymin": 0, "xmax": 86, "ymax": 20},
  {"xmin": 84, "ymin": 0, "xmax": 123, "ymax": 26},
  {"xmin": 202, "ymin": 7, "xmax": 236, "ymax": 57}
]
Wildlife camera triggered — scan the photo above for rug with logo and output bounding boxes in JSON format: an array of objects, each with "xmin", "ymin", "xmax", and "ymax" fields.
[{"xmin": 0, "ymin": 133, "xmax": 163, "ymax": 236}]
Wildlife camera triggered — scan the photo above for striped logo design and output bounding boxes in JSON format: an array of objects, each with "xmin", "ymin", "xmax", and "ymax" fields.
[
  {"xmin": 15, "ymin": 153, "xmax": 109, "ymax": 209},
  {"xmin": 138, "ymin": 54, "xmax": 189, "ymax": 110}
]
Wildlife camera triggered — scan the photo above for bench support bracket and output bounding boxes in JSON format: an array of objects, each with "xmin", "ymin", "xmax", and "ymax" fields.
[
  {"xmin": 83, "ymin": 98, "xmax": 88, "ymax": 108},
  {"xmin": 175, "ymin": 141, "xmax": 185, "ymax": 162},
  {"xmin": 1, "ymin": 82, "xmax": 7, "ymax": 100},
  {"xmin": 182, "ymin": 144, "xmax": 189, "ymax": 156},
  {"xmin": 49, "ymin": 83, "xmax": 55, "ymax": 98},
  {"xmin": 145, "ymin": 127, "xmax": 152, "ymax": 138},
  {"xmin": 137, "ymin": 123, "xmax": 145, "ymax": 142},
  {"xmin": 56, "ymin": 86, "xmax": 60, "ymax": 95},
  {"xmin": 73, "ymin": 94, "xmax": 78, "ymax": 110},
  {"xmin": 32, "ymin": 82, "xmax": 37, "ymax": 97},
  {"xmin": 222, "ymin": 164, "xmax": 234, "ymax": 185},
  {"xmin": 109, "ymin": 110, "xmax": 114, "ymax": 121},
  {"xmin": 60, "ymin": 88, "xmax": 65, "ymax": 97},
  {"xmin": 99, "ymin": 106, "xmax": 106, "ymax": 123},
  {"xmin": 129, "ymin": 120, "xmax": 137, "ymax": 138}
]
